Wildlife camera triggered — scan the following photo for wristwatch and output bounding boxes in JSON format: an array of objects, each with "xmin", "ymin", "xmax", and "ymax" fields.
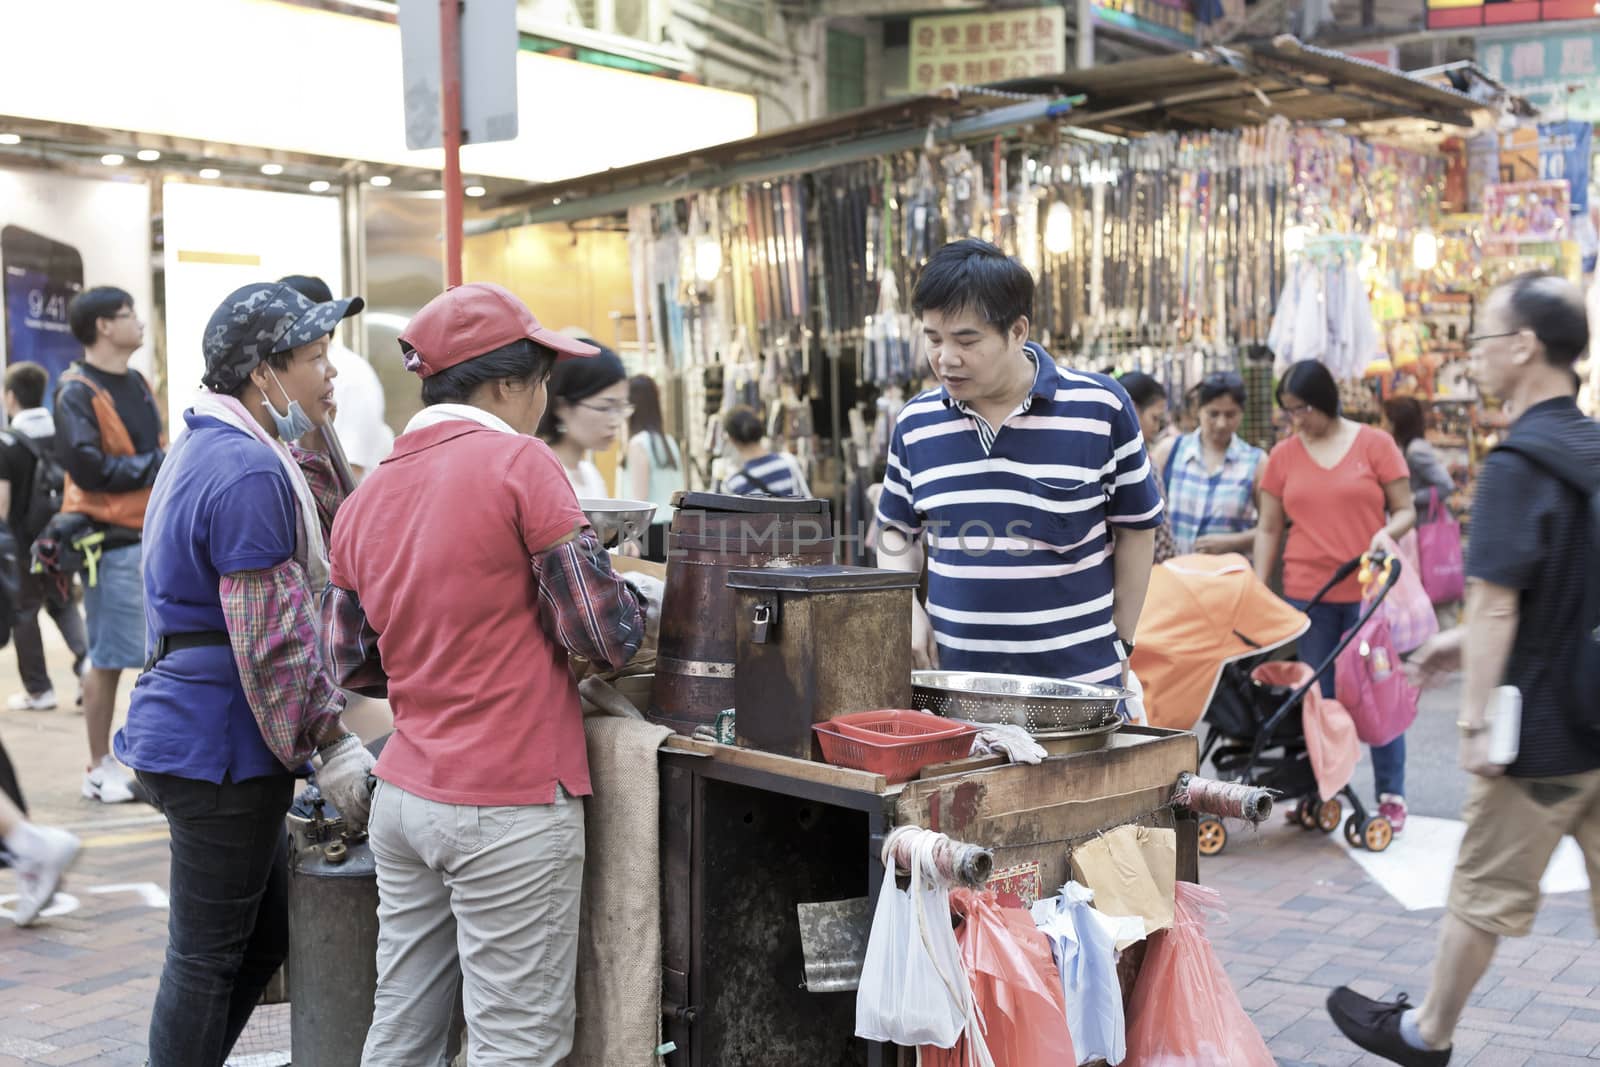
[{"xmin": 1114, "ymin": 636, "xmax": 1135, "ymax": 662}]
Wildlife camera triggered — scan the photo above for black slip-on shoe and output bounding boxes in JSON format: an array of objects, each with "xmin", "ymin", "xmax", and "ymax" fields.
[{"xmin": 1327, "ymin": 987, "xmax": 1451, "ymax": 1066}]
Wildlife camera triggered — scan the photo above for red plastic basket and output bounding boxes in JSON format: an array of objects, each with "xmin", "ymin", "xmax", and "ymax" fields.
[
  {"xmin": 813, "ymin": 716, "xmax": 980, "ymax": 783},
  {"xmin": 829, "ymin": 709, "xmax": 969, "ymax": 744}
]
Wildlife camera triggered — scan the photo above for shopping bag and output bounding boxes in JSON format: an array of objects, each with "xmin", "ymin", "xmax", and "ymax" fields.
[
  {"xmin": 855, "ymin": 832, "xmax": 968, "ymax": 1047},
  {"xmin": 1369, "ymin": 532, "xmax": 1438, "ymax": 654},
  {"xmin": 1416, "ymin": 489, "xmax": 1465, "ymax": 605},
  {"xmin": 1335, "ymin": 564, "xmax": 1420, "ymax": 747},
  {"xmin": 921, "ymin": 889, "xmax": 1075, "ymax": 1067},
  {"xmin": 1070, "ymin": 825, "xmax": 1177, "ymax": 945},
  {"xmin": 1032, "ymin": 882, "xmax": 1146, "ymax": 1066},
  {"xmin": 1124, "ymin": 882, "xmax": 1275, "ymax": 1067}
]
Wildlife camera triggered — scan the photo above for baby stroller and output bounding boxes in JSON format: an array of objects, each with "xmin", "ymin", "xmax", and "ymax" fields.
[{"xmin": 1198, "ymin": 553, "xmax": 1404, "ymax": 856}]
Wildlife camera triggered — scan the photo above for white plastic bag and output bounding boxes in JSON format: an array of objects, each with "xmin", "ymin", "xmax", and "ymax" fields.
[
  {"xmin": 855, "ymin": 828, "xmax": 969, "ymax": 1047},
  {"xmin": 1031, "ymin": 882, "xmax": 1144, "ymax": 1066}
]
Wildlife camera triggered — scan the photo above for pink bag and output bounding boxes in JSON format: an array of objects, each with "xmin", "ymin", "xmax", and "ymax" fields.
[
  {"xmin": 1369, "ymin": 533, "xmax": 1437, "ymax": 655},
  {"xmin": 1334, "ymin": 606, "xmax": 1419, "ymax": 747},
  {"xmin": 1416, "ymin": 489, "xmax": 1465, "ymax": 605}
]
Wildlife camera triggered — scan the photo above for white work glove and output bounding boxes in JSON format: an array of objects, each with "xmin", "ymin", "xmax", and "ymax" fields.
[
  {"xmin": 623, "ymin": 573, "xmax": 665, "ymax": 637},
  {"xmin": 316, "ymin": 734, "xmax": 376, "ymax": 831},
  {"xmin": 970, "ymin": 722, "xmax": 1047, "ymax": 765}
]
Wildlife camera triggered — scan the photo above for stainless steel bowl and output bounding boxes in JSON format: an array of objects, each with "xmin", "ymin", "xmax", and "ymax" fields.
[
  {"xmin": 911, "ymin": 670, "xmax": 1129, "ymax": 733},
  {"xmin": 579, "ymin": 498, "xmax": 657, "ymax": 549}
]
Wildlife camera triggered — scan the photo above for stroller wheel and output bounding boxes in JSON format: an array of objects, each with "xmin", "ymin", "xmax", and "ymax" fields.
[
  {"xmin": 1362, "ymin": 816, "xmax": 1395, "ymax": 853},
  {"xmin": 1317, "ymin": 797, "xmax": 1343, "ymax": 834},
  {"xmin": 1344, "ymin": 815, "xmax": 1363, "ymax": 848},
  {"xmin": 1297, "ymin": 800, "xmax": 1321, "ymax": 830},
  {"xmin": 1197, "ymin": 816, "xmax": 1228, "ymax": 856}
]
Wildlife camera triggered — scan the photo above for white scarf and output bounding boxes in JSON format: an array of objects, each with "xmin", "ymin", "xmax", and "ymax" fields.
[
  {"xmin": 190, "ymin": 392, "xmax": 329, "ymax": 591},
  {"xmin": 403, "ymin": 403, "xmax": 517, "ymax": 436}
]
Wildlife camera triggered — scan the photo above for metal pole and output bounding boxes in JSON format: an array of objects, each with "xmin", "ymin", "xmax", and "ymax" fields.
[
  {"xmin": 1076, "ymin": 0, "xmax": 1094, "ymax": 69},
  {"xmin": 440, "ymin": 0, "xmax": 465, "ymax": 286}
]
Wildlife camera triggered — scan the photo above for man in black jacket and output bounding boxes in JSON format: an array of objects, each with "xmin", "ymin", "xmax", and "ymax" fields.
[
  {"xmin": 1, "ymin": 362, "xmax": 88, "ymax": 711},
  {"xmin": 57, "ymin": 287, "xmax": 164, "ymax": 805}
]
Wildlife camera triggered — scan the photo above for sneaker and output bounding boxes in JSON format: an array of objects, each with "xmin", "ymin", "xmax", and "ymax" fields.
[
  {"xmin": 1327, "ymin": 987, "xmax": 1450, "ymax": 1066},
  {"xmin": 6, "ymin": 690, "xmax": 56, "ymax": 712},
  {"xmin": 1379, "ymin": 795, "xmax": 1408, "ymax": 833},
  {"xmin": 9, "ymin": 826, "xmax": 80, "ymax": 927},
  {"xmin": 82, "ymin": 756, "xmax": 136, "ymax": 804}
]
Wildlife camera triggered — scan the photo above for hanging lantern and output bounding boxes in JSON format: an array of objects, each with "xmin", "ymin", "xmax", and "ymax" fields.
[
  {"xmin": 1411, "ymin": 228, "xmax": 1438, "ymax": 272},
  {"xmin": 694, "ymin": 233, "xmax": 723, "ymax": 284},
  {"xmin": 1044, "ymin": 200, "xmax": 1073, "ymax": 256}
]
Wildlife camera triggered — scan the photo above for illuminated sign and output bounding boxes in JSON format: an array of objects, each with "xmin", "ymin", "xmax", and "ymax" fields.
[{"xmin": 1427, "ymin": 0, "xmax": 1592, "ymax": 32}]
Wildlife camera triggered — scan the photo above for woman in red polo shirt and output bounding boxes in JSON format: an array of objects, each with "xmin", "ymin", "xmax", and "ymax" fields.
[
  {"xmin": 323, "ymin": 284, "xmax": 648, "ymax": 1066},
  {"xmin": 1254, "ymin": 359, "xmax": 1416, "ymax": 832}
]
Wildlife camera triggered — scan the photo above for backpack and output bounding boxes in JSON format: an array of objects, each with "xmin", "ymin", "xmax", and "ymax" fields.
[
  {"xmin": 1494, "ymin": 435, "xmax": 1600, "ymax": 745},
  {"xmin": 6, "ymin": 432, "xmax": 65, "ymax": 544}
]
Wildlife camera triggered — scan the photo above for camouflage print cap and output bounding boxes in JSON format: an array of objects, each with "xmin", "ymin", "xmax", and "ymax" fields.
[{"xmin": 201, "ymin": 282, "xmax": 365, "ymax": 393}]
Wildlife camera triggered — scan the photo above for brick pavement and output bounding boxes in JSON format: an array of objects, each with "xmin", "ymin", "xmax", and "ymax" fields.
[
  {"xmin": 3, "ymin": 631, "xmax": 1596, "ymax": 1064},
  {"xmin": 4, "ymin": 803, "xmax": 1595, "ymax": 1064}
]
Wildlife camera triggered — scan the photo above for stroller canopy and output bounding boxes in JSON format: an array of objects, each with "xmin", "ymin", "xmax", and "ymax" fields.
[{"xmin": 1131, "ymin": 554, "xmax": 1309, "ymax": 731}]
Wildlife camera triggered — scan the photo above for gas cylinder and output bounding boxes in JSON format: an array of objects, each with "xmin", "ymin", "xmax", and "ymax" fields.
[{"xmin": 286, "ymin": 803, "xmax": 378, "ymax": 1067}]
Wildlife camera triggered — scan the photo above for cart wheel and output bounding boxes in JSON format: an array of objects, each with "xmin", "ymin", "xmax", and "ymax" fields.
[
  {"xmin": 1317, "ymin": 797, "xmax": 1343, "ymax": 834},
  {"xmin": 1344, "ymin": 815, "xmax": 1363, "ymax": 848},
  {"xmin": 1197, "ymin": 816, "xmax": 1228, "ymax": 857},
  {"xmin": 1298, "ymin": 800, "xmax": 1321, "ymax": 830},
  {"xmin": 1363, "ymin": 816, "xmax": 1394, "ymax": 853}
]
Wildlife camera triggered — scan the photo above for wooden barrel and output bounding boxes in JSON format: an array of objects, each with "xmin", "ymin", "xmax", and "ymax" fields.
[{"xmin": 649, "ymin": 493, "xmax": 834, "ymax": 735}]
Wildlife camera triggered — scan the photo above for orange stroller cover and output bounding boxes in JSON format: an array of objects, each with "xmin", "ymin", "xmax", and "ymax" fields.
[
  {"xmin": 1131, "ymin": 554, "xmax": 1309, "ymax": 731},
  {"xmin": 1251, "ymin": 661, "xmax": 1360, "ymax": 801}
]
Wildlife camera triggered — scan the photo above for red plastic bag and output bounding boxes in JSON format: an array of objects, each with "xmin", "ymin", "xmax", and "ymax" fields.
[
  {"xmin": 921, "ymin": 889, "xmax": 1077, "ymax": 1067},
  {"xmin": 1125, "ymin": 882, "xmax": 1274, "ymax": 1067}
]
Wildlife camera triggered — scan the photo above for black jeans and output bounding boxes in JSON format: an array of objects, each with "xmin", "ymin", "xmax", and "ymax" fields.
[
  {"xmin": 13, "ymin": 570, "xmax": 87, "ymax": 696},
  {"xmin": 138, "ymin": 770, "xmax": 295, "ymax": 1067}
]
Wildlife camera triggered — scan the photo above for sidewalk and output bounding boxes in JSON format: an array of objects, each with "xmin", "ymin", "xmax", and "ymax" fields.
[{"xmin": 3, "ymin": 628, "xmax": 1597, "ymax": 1065}]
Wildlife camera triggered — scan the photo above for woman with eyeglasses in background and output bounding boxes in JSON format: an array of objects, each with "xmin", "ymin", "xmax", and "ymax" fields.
[
  {"xmin": 1255, "ymin": 359, "xmax": 1417, "ymax": 832},
  {"xmin": 537, "ymin": 342, "xmax": 630, "ymax": 500},
  {"xmin": 1150, "ymin": 371, "xmax": 1266, "ymax": 556}
]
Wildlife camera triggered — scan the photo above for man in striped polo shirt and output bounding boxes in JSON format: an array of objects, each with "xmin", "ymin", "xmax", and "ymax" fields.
[{"xmin": 876, "ymin": 239, "xmax": 1163, "ymax": 686}]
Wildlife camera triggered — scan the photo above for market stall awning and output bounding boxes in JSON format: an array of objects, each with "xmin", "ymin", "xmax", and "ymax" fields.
[
  {"xmin": 1003, "ymin": 36, "xmax": 1486, "ymax": 134},
  {"xmin": 483, "ymin": 36, "xmax": 1493, "ymax": 227}
]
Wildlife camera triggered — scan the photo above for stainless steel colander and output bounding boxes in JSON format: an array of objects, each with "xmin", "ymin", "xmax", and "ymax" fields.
[{"xmin": 911, "ymin": 671, "xmax": 1129, "ymax": 733}]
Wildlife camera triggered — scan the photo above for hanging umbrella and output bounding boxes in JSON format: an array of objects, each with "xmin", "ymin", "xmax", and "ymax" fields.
[{"xmin": 1131, "ymin": 554, "xmax": 1309, "ymax": 731}]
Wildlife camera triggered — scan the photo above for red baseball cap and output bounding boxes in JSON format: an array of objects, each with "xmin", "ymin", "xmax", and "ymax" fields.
[{"xmin": 399, "ymin": 283, "xmax": 598, "ymax": 378}]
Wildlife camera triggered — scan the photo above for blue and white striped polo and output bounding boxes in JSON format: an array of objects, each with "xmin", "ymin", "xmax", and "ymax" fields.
[
  {"xmin": 876, "ymin": 342, "xmax": 1164, "ymax": 684},
  {"xmin": 723, "ymin": 453, "xmax": 801, "ymax": 497}
]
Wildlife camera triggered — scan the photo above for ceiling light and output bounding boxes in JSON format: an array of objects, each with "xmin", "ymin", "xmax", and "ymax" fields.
[
  {"xmin": 100, "ymin": 153, "xmax": 125, "ymax": 166},
  {"xmin": 308, "ymin": 179, "xmax": 332, "ymax": 193},
  {"xmin": 465, "ymin": 185, "xmax": 487, "ymax": 198},
  {"xmin": 198, "ymin": 167, "xmax": 222, "ymax": 179},
  {"xmin": 420, "ymin": 189, "xmax": 445, "ymax": 200},
  {"xmin": 368, "ymin": 174, "xmax": 392, "ymax": 187},
  {"xmin": 0, "ymin": 133, "xmax": 20, "ymax": 146},
  {"xmin": 136, "ymin": 149, "xmax": 161, "ymax": 162},
  {"xmin": 260, "ymin": 163, "xmax": 284, "ymax": 176}
]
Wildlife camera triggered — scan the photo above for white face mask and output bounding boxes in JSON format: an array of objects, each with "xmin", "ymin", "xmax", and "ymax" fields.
[{"xmin": 262, "ymin": 367, "xmax": 315, "ymax": 441}]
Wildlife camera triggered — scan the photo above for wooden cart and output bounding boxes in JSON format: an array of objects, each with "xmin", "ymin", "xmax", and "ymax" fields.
[{"xmin": 658, "ymin": 724, "xmax": 1200, "ymax": 1066}]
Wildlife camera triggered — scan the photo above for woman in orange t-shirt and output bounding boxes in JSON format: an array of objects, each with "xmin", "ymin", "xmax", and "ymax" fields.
[{"xmin": 1254, "ymin": 360, "xmax": 1417, "ymax": 830}]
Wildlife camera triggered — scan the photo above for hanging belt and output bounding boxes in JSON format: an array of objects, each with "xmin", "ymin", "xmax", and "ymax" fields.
[{"xmin": 144, "ymin": 631, "xmax": 231, "ymax": 672}]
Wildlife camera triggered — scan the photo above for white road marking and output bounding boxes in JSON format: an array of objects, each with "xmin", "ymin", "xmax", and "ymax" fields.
[{"xmin": 1333, "ymin": 815, "xmax": 1589, "ymax": 911}]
